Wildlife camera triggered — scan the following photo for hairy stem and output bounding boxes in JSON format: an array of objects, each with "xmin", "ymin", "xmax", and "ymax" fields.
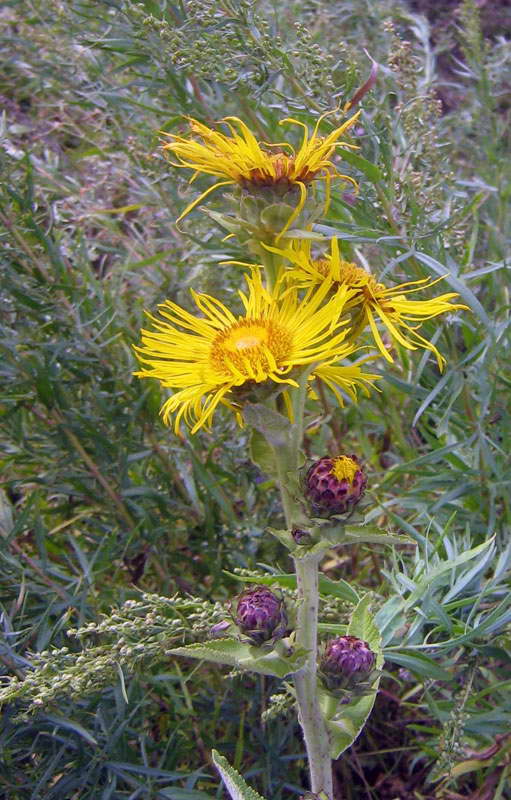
[
  {"xmin": 293, "ymin": 553, "xmax": 333, "ymax": 798},
  {"xmin": 259, "ymin": 247, "xmax": 281, "ymax": 292},
  {"xmin": 272, "ymin": 372, "xmax": 333, "ymax": 798}
]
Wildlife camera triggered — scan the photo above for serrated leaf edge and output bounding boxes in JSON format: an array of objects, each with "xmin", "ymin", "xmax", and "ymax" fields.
[{"xmin": 212, "ymin": 749, "xmax": 268, "ymax": 800}]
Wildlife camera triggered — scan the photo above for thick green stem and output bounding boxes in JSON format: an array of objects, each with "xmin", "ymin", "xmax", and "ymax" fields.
[
  {"xmin": 271, "ymin": 372, "xmax": 333, "ymax": 798},
  {"xmin": 293, "ymin": 554, "xmax": 333, "ymax": 798},
  {"xmin": 259, "ymin": 247, "xmax": 280, "ymax": 292}
]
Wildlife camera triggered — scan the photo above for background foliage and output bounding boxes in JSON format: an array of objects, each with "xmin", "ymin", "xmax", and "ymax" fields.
[{"xmin": 1, "ymin": 0, "xmax": 510, "ymax": 797}]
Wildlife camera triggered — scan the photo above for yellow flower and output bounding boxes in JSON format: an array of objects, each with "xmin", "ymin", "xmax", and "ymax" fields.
[
  {"xmin": 330, "ymin": 455, "xmax": 360, "ymax": 482},
  {"xmin": 134, "ymin": 272, "xmax": 379, "ymax": 434},
  {"xmin": 161, "ymin": 112, "xmax": 360, "ymax": 231},
  {"xmin": 266, "ymin": 238, "xmax": 467, "ymax": 369}
]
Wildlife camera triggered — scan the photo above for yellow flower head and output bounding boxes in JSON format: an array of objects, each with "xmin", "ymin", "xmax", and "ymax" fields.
[
  {"xmin": 330, "ymin": 455, "xmax": 360, "ymax": 483},
  {"xmin": 134, "ymin": 272, "xmax": 379, "ymax": 434},
  {"xmin": 267, "ymin": 238, "xmax": 468, "ymax": 370},
  {"xmin": 161, "ymin": 112, "xmax": 360, "ymax": 228}
]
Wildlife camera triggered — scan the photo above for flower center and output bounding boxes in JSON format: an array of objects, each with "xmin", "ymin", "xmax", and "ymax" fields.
[
  {"xmin": 361, "ymin": 280, "xmax": 396, "ymax": 313},
  {"xmin": 341, "ymin": 263, "xmax": 375, "ymax": 287},
  {"xmin": 210, "ymin": 319, "xmax": 293, "ymax": 382},
  {"xmin": 312, "ymin": 258, "xmax": 378, "ymax": 290},
  {"xmin": 243, "ymin": 152, "xmax": 318, "ymax": 188},
  {"xmin": 331, "ymin": 455, "xmax": 359, "ymax": 483},
  {"xmin": 314, "ymin": 258, "xmax": 332, "ymax": 279}
]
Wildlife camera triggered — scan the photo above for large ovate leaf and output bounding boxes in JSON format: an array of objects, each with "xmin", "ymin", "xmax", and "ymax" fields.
[
  {"xmin": 168, "ymin": 638, "xmax": 306, "ymax": 678},
  {"xmin": 344, "ymin": 525, "xmax": 415, "ymax": 547},
  {"xmin": 212, "ymin": 750, "xmax": 267, "ymax": 800},
  {"xmin": 266, "ymin": 526, "xmax": 298, "ymax": 550},
  {"xmin": 224, "ymin": 571, "xmax": 359, "ymax": 604},
  {"xmin": 321, "ymin": 595, "xmax": 383, "ymax": 759},
  {"xmin": 347, "ymin": 594, "xmax": 382, "ymax": 653},
  {"xmin": 249, "ymin": 429, "xmax": 278, "ymax": 477},
  {"xmin": 304, "ymin": 522, "xmax": 414, "ymax": 550},
  {"xmin": 243, "ymin": 403, "xmax": 293, "ymax": 448},
  {"xmin": 323, "ymin": 689, "xmax": 378, "ymax": 759}
]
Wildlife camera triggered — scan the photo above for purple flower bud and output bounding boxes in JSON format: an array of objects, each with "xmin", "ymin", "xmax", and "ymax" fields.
[
  {"xmin": 235, "ymin": 586, "xmax": 287, "ymax": 646},
  {"xmin": 305, "ymin": 455, "xmax": 367, "ymax": 517},
  {"xmin": 292, "ymin": 527, "xmax": 312, "ymax": 545},
  {"xmin": 210, "ymin": 620, "xmax": 231, "ymax": 637},
  {"xmin": 320, "ymin": 635, "xmax": 376, "ymax": 693}
]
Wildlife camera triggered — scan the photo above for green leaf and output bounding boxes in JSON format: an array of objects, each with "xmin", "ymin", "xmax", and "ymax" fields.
[
  {"xmin": 337, "ymin": 149, "xmax": 383, "ymax": 182},
  {"xmin": 384, "ymin": 650, "xmax": 453, "ymax": 682},
  {"xmin": 322, "ymin": 595, "xmax": 383, "ymax": 758},
  {"xmin": 413, "ymin": 250, "xmax": 490, "ymax": 327},
  {"xmin": 374, "ymin": 595, "xmax": 407, "ymax": 646},
  {"xmin": 243, "ymin": 404, "xmax": 293, "ymax": 448},
  {"xmin": 347, "ymin": 594, "xmax": 382, "ymax": 655},
  {"xmin": 121, "ymin": 248, "xmax": 181, "ymax": 270},
  {"xmin": 0, "ymin": 489, "xmax": 14, "ymax": 539},
  {"xmin": 266, "ymin": 527, "xmax": 296, "ymax": 550},
  {"xmin": 308, "ymin": 522, "xmax": 415, "ymax": 551},
  {"xmin": 168, "ymin": 638, "xmax": 306, "ymax": 678},
  {"xmin": 406, "ymin": 536, "xmax": 495, "ymax": 606},
  {"xmin": 323, "ymin": 689, "xmax": 379, "ymax": 759},
  {"xmin": 319, "ymin": 575, "xmax": 359, "ymax": 604},
  {"xmin": 281, "ymin": 228, "xmax": 325, "ymax": 240},
  {"xmin": 249, "ymin": 429, "xmax": 278, "ymax": 477},
  {"xmin": 158, "ymin": 790, "xmax": 213, "ymax": 800},
  {"xmin": 189, "ymin": 448, "xmax": 237, "ymax": 523},
  {"xmin": 344, "ymin": 525, "xmax": 415, "ymax": 546},
  {"xmin": 223, "ymin": 571, "xmax": 359, "ymax": 604},
  {"xmin": 103, "ymin": 763, "xmax": 187, "ymax": 780},
  {"xmin": 43, "ymin": 714, "xmax": 98, "ymax": 747},
  {"xmin": 212, "ymin": 750, "xmax": 267, "ymax": 800},
  {"xmin": 318, "ymin": 622, "xmax": 348, "ymax": 635},
  {"xmin": 203, "ymin": 208, "xmax": 243, "ymax": 234}
]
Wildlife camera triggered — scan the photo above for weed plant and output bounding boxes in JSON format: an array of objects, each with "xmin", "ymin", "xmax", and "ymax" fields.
[{"xmin": 0, "ymin": 0, "xmax": 510, "ymax": 798}]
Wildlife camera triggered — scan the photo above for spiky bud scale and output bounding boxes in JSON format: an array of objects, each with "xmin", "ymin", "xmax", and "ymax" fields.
[
  {"xmin": 320, "ymin": 635, "xmax": 376, "ymax": 693},
  {"xmin": 305, "ymin": 454, "xmax": 366, "ymax": 517},
  {"xmin": 235, "ymin": 586, "xmax": 287, "ymax": 646}
]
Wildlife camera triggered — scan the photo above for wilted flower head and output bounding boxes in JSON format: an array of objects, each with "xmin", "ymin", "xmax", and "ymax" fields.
[
  {"xmin": 320, "ymin": 635, "xmax": 376, "ymax": 693},
  {"xmin": 235, "ymin": 586, "xmax": 287, "ymax": 646},
  {"xmin": 161, "ymin": 112, "xmax": 360, "ymax": 232},
  {"xmin": 305, "ymin": 454, "xmax": 367, "ymax": 517}
]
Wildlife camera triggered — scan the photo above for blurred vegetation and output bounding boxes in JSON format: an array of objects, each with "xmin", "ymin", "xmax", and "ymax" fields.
[{"xmin": 0, "ymin": 0, "xmax": 510, "ymax": 797}]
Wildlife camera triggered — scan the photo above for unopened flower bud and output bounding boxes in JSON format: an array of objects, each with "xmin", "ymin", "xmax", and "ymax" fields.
[
  {"xmin": 292, "ymin": 527, "xmax": 312, "ymax": 545},
  {"xmin": 235, "ymin": 586, "xmax": 287, "ymax": 646},
  {"xmin": 320, "ymin": 635, "xmax": 376, "ymax": 694},
  {"xmin": 305, "ymin": 455, "xmax": 367, "ymax": 517},
  {"xmin": 210, "ymin": 620, "xmax": 231, "ymax": 637}
]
